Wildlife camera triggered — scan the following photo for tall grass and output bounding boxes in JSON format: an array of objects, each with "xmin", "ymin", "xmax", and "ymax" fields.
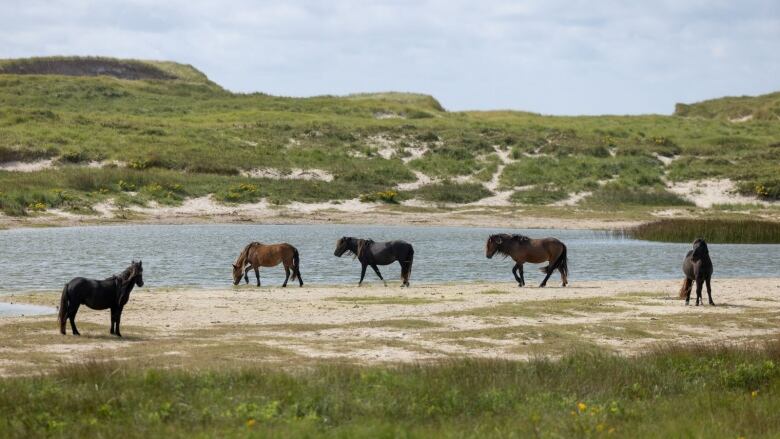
[
  {"xmin": 618, "ymin": 218, "xmax": 780, "ymax": 243},
  {"xmin": 1, "ymin": 341, "xmax": 778, "ymax": 438}
]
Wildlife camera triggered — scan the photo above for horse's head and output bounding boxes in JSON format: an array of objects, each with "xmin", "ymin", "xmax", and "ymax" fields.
[
  {"xmin": 486, "ymin": 235, "xmax": 503, "ymax": 259},
  {"xmin": 129, "ymin": 260, "xmax": 144, "ymax": 287},
  {"xmin": 692, "ymin": 238, "xmax": 709, "ymax": 261},
  {"xmin": 334, "ymin": 237, "xmax": 352, "ymax": 257},
  {"xmin": 231, "ymin": 263, "xmax": 244, "ymax": 285}
]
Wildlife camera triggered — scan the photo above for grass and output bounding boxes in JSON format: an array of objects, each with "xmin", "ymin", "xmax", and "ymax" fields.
[
  {"xmin": 439, "ymin": 297, "xmax": 633, "ymax": 319},
  {"xmin": 617, "ymin": 218, "xmax": 780, "ymax": 243},
  {"xmin": 1, "ymin": 341, "xmax": 779, "ymax": 438},
  {"xmin": 412, "ymin": 181, "xmax": 492, "ymax": 204},
  {"xmin": 1, "ymin": 56, "xmax": 779, "ymax": 216},
  {"xmin": 325, "ymin": 296, "xmax": 439, "ymax": 305}
]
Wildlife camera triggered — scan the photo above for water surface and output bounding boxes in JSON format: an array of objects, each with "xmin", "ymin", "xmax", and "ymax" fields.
[{"xmin": 1, "ymin": 224, "xmax": 778, "ymax": 293}]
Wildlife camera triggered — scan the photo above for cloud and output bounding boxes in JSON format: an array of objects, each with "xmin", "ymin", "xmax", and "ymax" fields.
[{"xmin": 1, "ymin": 0, "xmax": 778, "ymax": 114}]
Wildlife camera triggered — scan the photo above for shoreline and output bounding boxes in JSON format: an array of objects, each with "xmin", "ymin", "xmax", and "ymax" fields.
[
  {"xmin": 2, "ymin": 278, "xmax": 778, "ymax": 376},
  {"xmin": 0, "ymin": 207, "xmax": 646, "ymax": 231}
]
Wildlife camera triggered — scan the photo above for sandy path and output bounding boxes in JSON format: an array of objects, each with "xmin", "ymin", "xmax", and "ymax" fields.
[{"xmin": 1, "ymin": 278, "xmax": 778, "ymax": 375}]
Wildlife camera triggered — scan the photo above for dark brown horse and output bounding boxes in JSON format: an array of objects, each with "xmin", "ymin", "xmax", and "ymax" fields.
[
  {"xmin": 58, "ymin": 261, "xmax": 144, "ymax": 337},
  {"xmin": 486, "ymin": 234, "xmax": 568, "ymax": 287},
  {"xmin": 334, "ymin": 237, "xmax": 414, "ymax": 287},
  {"xmin": 679, "ymin": 237, "xmax": 714, "ymax": 306},
  {"xmin": 232, "ymin": 242, "xmax": 303, "ymax": 287}
]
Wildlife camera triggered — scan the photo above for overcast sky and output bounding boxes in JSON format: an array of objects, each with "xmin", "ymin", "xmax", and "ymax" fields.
[{"xmin": 2, "ymin": 0, "xmax": 778, "ymax": 114}]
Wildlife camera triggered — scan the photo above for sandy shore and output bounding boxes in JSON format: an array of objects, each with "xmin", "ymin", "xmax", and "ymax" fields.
[
  {"xmin": 1, "ymin": 278, "xmax": 778, "ymax": 376},
  {"xmin": 0, "ymin": 206, "xmax": 643, "ymax": 231}
]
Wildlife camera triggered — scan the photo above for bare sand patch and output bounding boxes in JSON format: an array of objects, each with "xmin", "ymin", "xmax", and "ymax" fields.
[
  {"xmin": 0, "ymin": 159, "xmax": 55, "ymax": 172},
  {"xmin": 667, "ymin": 179, "xmax": 773, "ymax": 208},
  {"xmin": 241, "ymin": 168, "xmax": 334, "ymax": 182},
  {"xmin": 2, "ymin": 278, "xmax": 778, "ymax": 375}
]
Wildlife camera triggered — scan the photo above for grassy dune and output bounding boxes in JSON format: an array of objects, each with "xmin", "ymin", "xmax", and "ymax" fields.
[
  {"xmin": 0, "ymin": 56, "xmax": 779, "ymax": 217},
  {"xmin": 1, "ymin": 342, "xmax": 778, "ymax": 438}
]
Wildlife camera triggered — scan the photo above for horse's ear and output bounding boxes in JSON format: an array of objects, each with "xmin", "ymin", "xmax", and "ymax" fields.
[
  {"xmin": 232, "ymin": 264, "xmax": 238, "ymax": 269},
  {"xmin": 138, "ymin": 260, "xmax": 142, "ymax": 267}
]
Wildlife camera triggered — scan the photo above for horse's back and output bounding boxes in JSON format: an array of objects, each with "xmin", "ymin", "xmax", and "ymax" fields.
[
  {"xmin": 65, "ymin": 277, "xmax": 115, "ymax": 310},
  {"xmin": 250, "ymin": 242, "xmax": 296, "ymax": 266}
]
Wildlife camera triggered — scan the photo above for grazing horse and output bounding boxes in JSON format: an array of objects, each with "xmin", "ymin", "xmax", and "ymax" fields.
[
  {"xmin": 58, "ymin": 260, "xmax": 144, "ymax": 337},
  {"xmin": 679, "ymin": 238, "xmax": 714, "ymax": 306},
  {"xmin": 486, "ymin": 234, "xmax": 568, "ymax": 287},
  {"xmin": 334, "ymin": 237, "xmax": 414, "ymax": 287},
  {"xmin": 232, "ymin": 242, "xmax": 303, "ymax": 287}
]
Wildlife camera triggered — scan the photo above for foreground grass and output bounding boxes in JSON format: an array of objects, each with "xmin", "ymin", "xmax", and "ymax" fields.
[
  {"xmin": 1, "ymin": 341, "xmax": 779, "ymax": 438},
  {"xmin": 618, "ymin": 218, "xmax": 780, "ymax": 243}
]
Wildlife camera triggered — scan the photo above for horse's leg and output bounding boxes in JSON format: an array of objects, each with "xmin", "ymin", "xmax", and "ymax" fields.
[
  {"xmin": 254, "ymin": 267, "xmax": 261, "ymax": 287},
  {"xmin": 359, "ymin": 263, "xmax": 368, "ymax": 286},
  {"xmin": 539, "ymin": 264, "xmax": 554, "ymax": 288},
  {"xmin": 371, "ymin": 264, "xmax": 387, "ymax": 287},
  {"xmin": 684, "ymin": 278, "xmax": 693, "ymax": 305},
  {"xmin": 400, "ymin": 262, "xmax": 410, "ymax": 287},
  {"xmin": 282, "ymin": 265, "xmax": 290, "ymax": 288},
  {"xmin": 559, "ymin": 266, "xmax": 568, "ymax": 287},
  {"xmin": 68, "ymin": 301, "xmax": 81, "ymax": 336},
  {"xmin": 511, "ymin": 263, "xmax": 522, "ymax": 286},
  {"xmin": 244, "ymin": 265, "xmax": 252, "ymax": 284},
  {"xmin": 296, "ymin": 266, "xmax": 304, "ymax": 287},
  {"xmin": 115, "ymin": 308, "xmax": 123, "ymax": 337},
  {"xmin": 695, "ymin": 277, "xmax": 704, "ymax": 306},
  {"xmin": 110, "ymin": 307, "xmax": 116, "ymax": 334},
  {"xmin": 706, "ymin": 277, "xmax": 714, "ymax": 305}
]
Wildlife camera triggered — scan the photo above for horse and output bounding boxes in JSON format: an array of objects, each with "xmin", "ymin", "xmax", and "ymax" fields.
[
  {"xmin": 334, "ymin": 237, "xmax": 414, "ymax": 287},
  {"xmin": 486, "ymin": 234, "xmax": 568, "ymax": 287},
  {"xmin": 232, "ymin": 242, "xmax": 303, "ymax": 287},
  {"xmin": 58, "ymin": 260, "xmax": 144, "ymax": 337},
  {"xmin": 679, "ymin": 237, "xmax": 714, "ymax": 306}
]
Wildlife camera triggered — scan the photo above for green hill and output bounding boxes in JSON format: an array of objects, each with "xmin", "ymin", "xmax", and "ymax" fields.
[
  {"xmin": 0, "ymin": 56, "xmax": 778, "ymax": 217},
  {"xmin": 674, "ymin": 91, "xmax": 780, "ymax": 121}
]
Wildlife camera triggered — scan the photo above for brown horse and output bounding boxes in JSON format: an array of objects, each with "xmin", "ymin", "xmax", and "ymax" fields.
[
  {"xmin": 486, "ymin": 234, "xmax": 568, "ymax": 287},
  {"xmin": 232, "ymin": 242, "xmax": 303, "ymax": 287}
]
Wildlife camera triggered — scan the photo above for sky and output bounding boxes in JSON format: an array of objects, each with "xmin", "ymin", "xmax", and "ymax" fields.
[{"xmin": 1, "ymin": 0, "xmax": 779, "ymax": 115}]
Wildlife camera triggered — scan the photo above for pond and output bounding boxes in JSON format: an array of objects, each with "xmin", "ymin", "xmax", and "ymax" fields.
[{"xmin": 1, "ymin": 224, "xmax": 778, "ymax": 294}]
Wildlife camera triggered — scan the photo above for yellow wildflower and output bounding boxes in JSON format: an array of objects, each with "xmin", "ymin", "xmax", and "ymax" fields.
[
  {"xmin": 751, "ymin": 390, "xmax": 758, "ymax": 398},
  {"xmin": 246, "ymin": 418, "xmax": 256, "ymax": 428},
  {"xmin": 577, "ymin": 402, "xmax": 587, "ymax": 412}
]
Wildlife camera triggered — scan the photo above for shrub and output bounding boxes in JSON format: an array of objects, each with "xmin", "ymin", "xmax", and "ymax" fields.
[{"xmin": 360, "ymin": 190, "xmax": 399, "ymax": 204}]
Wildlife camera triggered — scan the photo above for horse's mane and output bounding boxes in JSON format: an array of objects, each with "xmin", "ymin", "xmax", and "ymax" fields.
[
  {"xmin": 235, "ymin": 242, "xmax": 260, "ymax": 267},
  {"xmin": 114, "ymin": 263, "xmax": 138, "ymax": 286},
  {"xmin": 491, "ymin": 233, "xmax": 530, "ymax": 257},
  {"xmin": 356, "ymin": 238, "xmax": 374, "ymax": 259}
]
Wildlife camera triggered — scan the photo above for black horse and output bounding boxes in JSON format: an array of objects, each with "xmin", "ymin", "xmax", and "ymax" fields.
[
  {"xmin": 679, "ymin": 238, "xmax": 714, "ymax": 306},
  {"xmin": 58, "ymin": 261, "xmax": 144, "ymax": 337},
  {"xmin": 334, "ymin": 237, "xmax": 414, "ymax": 287}
]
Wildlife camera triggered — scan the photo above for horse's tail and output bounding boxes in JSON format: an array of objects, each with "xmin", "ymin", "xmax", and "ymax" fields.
[
  {"xmin": 402, "ymin": 246, "xmax": 414, "ymax": 282},
  {"xmin": 679, "ymin": 277, "xmax": 693, "ymax": 299},
  {"xmin": 58, "ymin": 283, "xmax": 69, "ymax": 335},
  {"xmin": 290, "ymin": 247, "xmax": 300, "ymax": 281},
  {"xmin": 539, "ymin": 243, "xmax": 568, "ymax": 276}
]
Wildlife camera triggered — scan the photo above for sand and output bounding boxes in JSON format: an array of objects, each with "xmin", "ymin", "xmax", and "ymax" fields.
[{"xmin": 1, "ymin": 278, "xmax": 778, "ymax": 375}]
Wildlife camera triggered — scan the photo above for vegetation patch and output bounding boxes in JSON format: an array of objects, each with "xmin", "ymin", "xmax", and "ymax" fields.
[
  {"xmin": 326, "ymin": 296, "xmax": 439, "ymax": 305},
  {"xmin": 617, "ymin": 218, "xmax": 780, "ymax": 243},
  {"xmin": 3, "ymin": 342, "xmax": 778, "ymax": 437},
  {"xmin": 440, "ymin": 298, "xmax": 631, "ymax": 319},
  {"xmin": 414, "ymin": 181, "xmax": 492, "ymax": 204}
]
